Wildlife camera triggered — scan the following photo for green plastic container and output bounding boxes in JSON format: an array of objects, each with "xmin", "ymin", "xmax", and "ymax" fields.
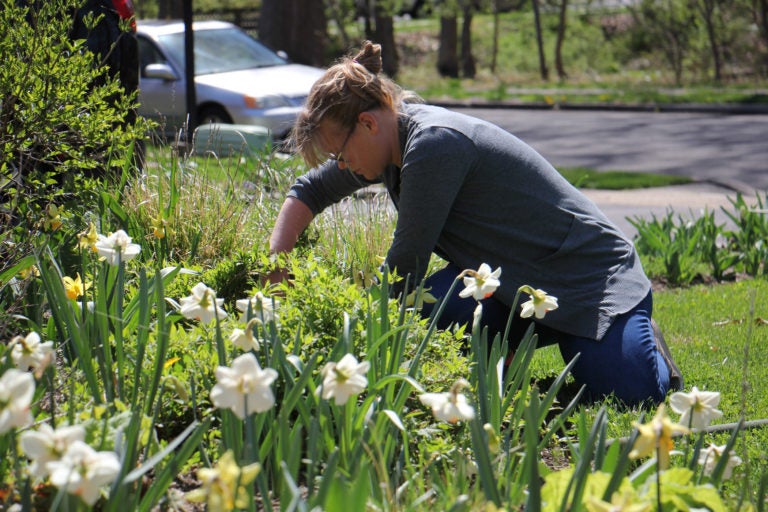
[{"xmin": 193, "ymin": 123, "xmax": 272, "ymax": 157}]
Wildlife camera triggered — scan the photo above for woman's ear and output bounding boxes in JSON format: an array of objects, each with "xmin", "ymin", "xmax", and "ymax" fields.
[{"xmin": 358, "ymin": 110, "xmax": 379, "ymax": 133}]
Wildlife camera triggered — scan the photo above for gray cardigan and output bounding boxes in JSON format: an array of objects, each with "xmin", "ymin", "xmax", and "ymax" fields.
[{"xmin": 288, "ymin": 103, "xmax": 651, "ymax": 340}]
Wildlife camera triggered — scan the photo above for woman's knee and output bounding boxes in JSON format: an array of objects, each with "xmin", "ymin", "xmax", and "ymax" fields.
[{"xmin": 558, "ymin": 309, "xmax": 668, "ymax": 405}]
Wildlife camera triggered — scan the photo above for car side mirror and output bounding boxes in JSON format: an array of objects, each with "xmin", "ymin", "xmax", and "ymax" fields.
[
  {"xmin": 143, "ymin": 63, "xmax": 178, "ymax": 81},
  {"xmin": 276, "ymin": 50, "xmax": 289, "ymax": 61}
]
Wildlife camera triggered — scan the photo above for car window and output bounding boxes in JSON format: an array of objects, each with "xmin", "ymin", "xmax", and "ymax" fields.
[
  {"xmin": 157, "ymin": 27, "xmax": 287, "ymax": 75},
  {"xmin": 137, "ymin": 36, "xmax": 169, "ymax": 76}
]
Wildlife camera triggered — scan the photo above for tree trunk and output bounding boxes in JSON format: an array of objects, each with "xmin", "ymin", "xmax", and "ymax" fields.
[
  {"xmin": 328, "ymin": 0, "xmax": 351, "ymax": 48},
  {"xmin": 437, "ymin": 16, "xmax": 459, "ymax": 78},
  {"xmin": 259, "ymin": 0, "xmax": 326, "ymax": 67},
  {"xmin": 491, "ymin": 0, "xmax": 500, "ymax": 74},
  {"xmin": 373, "ymin": 5, "xmax": 399, "ymax": 77},
  {"xmin": 531, "ymin": 0, "xmax": 549, "ymax": 80},
  {"xmin": 460, "ymin": 4, "xmax": 476, "ymax": 78},
  {"xmin": 760, "ymin": 0, "xmax": 768, "ymax": 49},
  {"xmin": 158, "ymin": 0, "xmax": 184, "ymax": 19},
  {"xmin": 359, "ymin": 0, "xmax": 374, "ymax": 40},
  {"xmin": 697, "ymin": 0, "xmax": 722, "ymax": 82},
  {"xmin": 554, "ymin": 0, "xmax": 568, "ymax": 80}
]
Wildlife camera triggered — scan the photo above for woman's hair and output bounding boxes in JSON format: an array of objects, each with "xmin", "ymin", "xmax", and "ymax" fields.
[{"xmin": 290, "ymin": 40, "xmax": 418, "ymax": 168}]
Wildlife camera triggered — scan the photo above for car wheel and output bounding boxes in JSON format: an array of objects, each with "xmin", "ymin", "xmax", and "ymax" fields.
[{"xmin": 198, "ymin": 106, "xmax": 233, "ymax": 125}]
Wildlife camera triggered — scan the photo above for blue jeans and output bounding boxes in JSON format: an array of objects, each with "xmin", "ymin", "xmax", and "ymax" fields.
[{"xmin": 419, "ymin": 264, "xmax": 669, "ymax": 405}]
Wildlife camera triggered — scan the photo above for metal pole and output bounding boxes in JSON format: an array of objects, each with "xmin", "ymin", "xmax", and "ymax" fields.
[{"xmin": 183, "ymin": 0, "xmax": 197, "ymax": 136}]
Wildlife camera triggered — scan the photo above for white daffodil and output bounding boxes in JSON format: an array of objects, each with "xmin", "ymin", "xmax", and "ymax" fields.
[
  {"xmin": 210, "ymin": 353, "xmax": 278, "ymax": 419},
  {"xmin": 519, "ymin": 286, "xmax": 559, "ymax": 319},
  {"xmin": 9, "ymin": 331, "xmax": 54, "ymax": 374},
  {"xmin": 236, "ymin": 292, "xmax": 277, "ymax": 323},
  {"xmin": 47, "ymin": 440, "xmax": 120, "ymax": 506},
  {"xmin": 229, "ymin": 324, "xmax": 260, "ymax": 353},
  {"xmin": 419, "ymin": 378, "xmax": 476, "ymax": 424},
  {"xmin": 0, "ymin": 369, "xmax": 35, "ymax": 434},
  {"xmin": 20, "ymin": 423, "xmax": 86, "ymax": 479},
  {"xmin": 319, "ymin": 353, "xmax": 370, "ymax": 405},
  {"xmin": 458, "ymin": 263, "xmax": 502, "ymax": 301},
  {"xmin": 179, "ymin": 283, "xmax": 228, "ymax": 323},
  {"xmin": 669, "ymin": 386, "xmax": 723, "ymax": 429},
  {"xmin": 698, "ymin": 443, "xmax": 742, "ymax": 479},
  {"xmin": 94, "ymin": 229, "xmax": 141, "ymax": 265}
]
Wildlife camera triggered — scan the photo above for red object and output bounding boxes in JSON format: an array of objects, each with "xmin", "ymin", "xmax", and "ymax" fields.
[{"xmin": 110, "ymin": 0, "xmax": 136, "ymax": 31}]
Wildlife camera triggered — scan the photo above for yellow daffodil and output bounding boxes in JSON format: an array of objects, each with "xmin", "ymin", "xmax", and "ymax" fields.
[
  {"xmin": 484, "ymin": 423, "xmax": 500, "ymax": 454},
  {"xmin": 585, "ymin": 490, "xmax": 651, "ymax": 512},
  {"xmin": 43, "ymin": 204, "xmax": 63, "ymax": 232},
  {"xmin": 19, "ymin": 265, "xmax": 40, "ymax": 279},
  {"xmin": 63, "ymin": 273, "xmax": 89, "ymax": 300},
  {"xmin": 629, "ymin": 404, "xmax": 689, "ymax": 469},
  {"xmin": 150, "ymin": 216, "xmax": 174, "ymax": 239},
  {"xmin": 78, "ymin": 222, "xmax": 100, "ymax": 252},
  {"xmin": 403, "ymin": 288, "xmax": 438, "ymax": 309},
  {"xmin": 186, "ymin": 450, "xmax": 260, "ymax": 512}
]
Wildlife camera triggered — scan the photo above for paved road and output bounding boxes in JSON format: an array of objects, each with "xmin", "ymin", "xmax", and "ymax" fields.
[{"xmin": 455, "ymin": 107, "xmax": 768, "ymax": 192}]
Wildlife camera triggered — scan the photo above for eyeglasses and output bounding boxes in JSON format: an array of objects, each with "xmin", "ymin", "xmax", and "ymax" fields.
[{"xmin": 329, "ymin": 123, "xmax": 357, "ymax": 164}]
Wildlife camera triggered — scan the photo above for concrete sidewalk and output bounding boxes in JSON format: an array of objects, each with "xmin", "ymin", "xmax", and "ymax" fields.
[{"xmin": 584, "ymin": 181, "xmax": 763, "ymax": 239}]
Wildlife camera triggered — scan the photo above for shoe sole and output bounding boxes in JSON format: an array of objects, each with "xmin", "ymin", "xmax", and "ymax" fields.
[{"xmin": 651, "ymin": 319, "xmax": 684, "ymax": 392}]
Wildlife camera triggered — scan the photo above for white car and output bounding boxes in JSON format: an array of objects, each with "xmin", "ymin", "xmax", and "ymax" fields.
[{"xmin": 136, "ymin": 20, "xmax": 325, "ymax": 140}]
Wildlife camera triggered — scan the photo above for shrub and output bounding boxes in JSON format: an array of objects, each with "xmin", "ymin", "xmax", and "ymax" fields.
[{"xmin": 0, "ymin": 0, "xmax": 148, "ymax": 263}]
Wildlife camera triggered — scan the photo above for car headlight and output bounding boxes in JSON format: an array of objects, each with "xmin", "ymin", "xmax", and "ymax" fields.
[{"xmin": 243, "ymin": 95, "xmax": 290, "ymax": 109}]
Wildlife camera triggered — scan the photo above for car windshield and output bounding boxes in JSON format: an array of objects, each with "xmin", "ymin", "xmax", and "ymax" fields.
[{"xmin": 158, "ymin": 27, "xmax": 287, "ymax": 75}]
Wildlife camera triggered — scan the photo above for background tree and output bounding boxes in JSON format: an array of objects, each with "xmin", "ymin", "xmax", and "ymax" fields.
[
  {"xmin": 694, "ymin": 0, "xmax": 724, "ymax": 82},
  {"xmin": 373, "ymin": 1, "xmax": 399, "ymax": 76},
  {"xmin": 327, "ymin": 0, "xmax": 356, "ymax": 49},
  {"xmin": 259, "ymin": 0, "xmax": 327, "ymax": 66},
  {"xmin": 490, "ymin": 0, "xmax": 501, "ymax": 73},
  {"xmin": 460, "ymin": 0, "xmax": 476, "ymax": 78},
  {"xmin": 531, "ymin": 0, "xmax": 549, "ymax": 80},
  {"xmin": 759, "ymin": 0, "xmax": 768, "ymax": 50},
  {"xmin": 437, "ymin": 14, "xmax": 459, "ymax": 77},
  {"xmin": 158, "ymin": 0, "xmax": 183, "ymax": 18},
  {"xmin": 629, "ymin": 0, "xmax": 696, "ymax": 85},
  {"xmin": 354, "ymin": 0, "xmax": 399, "ymax": 75},
  {"xmin": 553, "ymin": 0, "xmax": 568, "ymax": 80}
]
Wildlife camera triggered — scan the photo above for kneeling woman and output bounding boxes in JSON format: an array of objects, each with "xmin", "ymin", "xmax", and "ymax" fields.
[{"xmin": 267, "ymin": 41, "xmax": 683, "ymax": 406}]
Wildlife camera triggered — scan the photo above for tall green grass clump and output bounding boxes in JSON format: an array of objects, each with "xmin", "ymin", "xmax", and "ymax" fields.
[{"xmin": 630, "ymin": 192, "xmax": 768, "ymax": 285}]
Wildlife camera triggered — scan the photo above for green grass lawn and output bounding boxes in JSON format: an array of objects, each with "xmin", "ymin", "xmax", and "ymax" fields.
[
  {"xmin": 530, "ymin": 278, "xmax": 768, "ymax": 502},
  {"xmin": 558, "ymin": 167, "xmax": 693, "ymax": 189}
]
